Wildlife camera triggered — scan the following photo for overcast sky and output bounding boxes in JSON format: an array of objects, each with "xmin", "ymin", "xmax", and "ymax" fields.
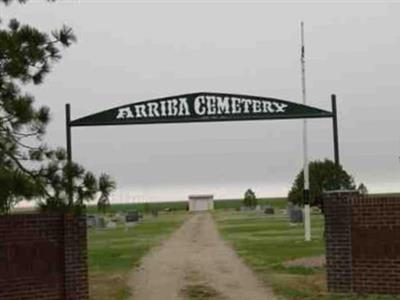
[{"xmin": 3, "ymin": 0, "xmax": 400, "ymax": 202}]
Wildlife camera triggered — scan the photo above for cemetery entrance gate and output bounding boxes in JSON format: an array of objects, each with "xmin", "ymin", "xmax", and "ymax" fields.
[{"xmin": 65, "ymin": 92, "xmax": 340, "ymax": 203}]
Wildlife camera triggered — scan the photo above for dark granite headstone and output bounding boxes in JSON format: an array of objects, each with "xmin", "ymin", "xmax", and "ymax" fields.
[
  {"xmin": 125, "ymin": 211, "xmax": 140, "ymax": 222},
  {"xmin": 288, "ymin": 206, "xmax": 303, "ymax": 223},
  {"xmin": 264, "ymin": 206, "xmax": 275, "ymax": 215}
]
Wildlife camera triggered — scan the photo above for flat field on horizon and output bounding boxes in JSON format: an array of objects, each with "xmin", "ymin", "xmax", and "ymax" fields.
[{"xmin": 85, "ymin": 197, "xmax": 287, "ymax": 214}]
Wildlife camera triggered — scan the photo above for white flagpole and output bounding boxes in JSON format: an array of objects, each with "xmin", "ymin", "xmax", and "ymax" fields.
[{"xmin": 301, "ymin": 22, "xmax": 311, "ymax": 242}]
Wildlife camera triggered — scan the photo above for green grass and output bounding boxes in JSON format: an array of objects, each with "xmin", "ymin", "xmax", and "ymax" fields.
[
  {"xmin": 213, "ymin": 211, "xmax": 400, "ymax": 300},
  {"xmin": 216, "ymin": 212, "xmax": 324, "ymax": 270},
  {"xmin": 88, "ymin": 211, "xmax": 186, "ymax": 300}
]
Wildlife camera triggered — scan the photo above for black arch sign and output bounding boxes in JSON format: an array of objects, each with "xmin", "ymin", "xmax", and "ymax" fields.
[
  {"xmin": 65, "ymin": 92, "xmax": 340, "ymax": 201},
  {"xmin": 69, "ymin": 92, "xmax": 333, "ymax": 127}
]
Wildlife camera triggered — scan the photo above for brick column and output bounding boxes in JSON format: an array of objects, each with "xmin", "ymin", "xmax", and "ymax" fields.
[
  {"xmin": 63, "ymin": 214, "xmax": 89, "ymax": 300},
  {"xmin": 351, "ymin": 196, "xmax": 400, "ymax": 294},
  {"xmin": 323, "ymin": 191, "xmax": 358, "ymax": 293}
]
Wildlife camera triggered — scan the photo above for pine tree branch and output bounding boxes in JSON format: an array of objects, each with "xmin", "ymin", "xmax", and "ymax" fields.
[{"xmin": 1, "ymin": 146, "xmax": 51, "ymax": 199}]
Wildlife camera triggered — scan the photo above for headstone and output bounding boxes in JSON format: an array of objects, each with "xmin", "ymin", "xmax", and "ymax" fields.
[
  {"xmin": 86, "ymin": 215, "xmax": 97, "ymax": 228},
  {"xmin": 106, "ymin": 221, "xmax": 117, "ymax": 229},
  {"xmin": 87, "ymin": 215, "xmax": 104, "ymax": 228},
  {"xmin": 288, "ymin": 205, "xmax": 303, "ymax": 223},
  {"xmin": 264, "ymin": 205, "xmax": 275, "ymax": 215},
  {"xmin": 125, "ymin": 211, "xmax": 140, "ymax": 223},
  {"xmin": 114, "ymin": 212, "xmax": 126, "ymax": 223}
]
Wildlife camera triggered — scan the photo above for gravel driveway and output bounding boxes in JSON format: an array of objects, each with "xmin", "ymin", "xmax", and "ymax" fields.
[{"xmin": 128, "ymin": 213, "xmax": 277, "ymax": 300}]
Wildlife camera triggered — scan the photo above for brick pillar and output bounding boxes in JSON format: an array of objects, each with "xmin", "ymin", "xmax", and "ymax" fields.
[
  {"xmin": 323, "ymin": 191, "xmax": 358, "ymax": 293},
  {"xmin": 63, "ymin": 214, "xmax": 89, "ymax": 300},
  {"xmin": 352, "ymin": 196, "xmax": 400, "ymax": 294}
]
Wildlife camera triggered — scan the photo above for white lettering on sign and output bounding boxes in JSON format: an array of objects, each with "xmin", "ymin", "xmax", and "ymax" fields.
[
  {"xmin": 206, "ymin": 96, "xmax": 217, "ymax": 115},
  {"xmin": 274, "ymin": 102, "xmax": 288, "ymax": 112},
  {"xmin": 115, "ymin": 94, "xmax": 289, "ymax": 120},
  {"xmin": 194, "ymin": 95, "xmax": 206, "ymax": 115},
  {"xmin": 217, "ymin": 96, "xmax": 230, "ymax": 114},
  {"xmin": 231, "ymin": 97, "xmax": 241, "ymax": 114},
  {"xmin": 148, "ymin": 102, "xmax": 159, "ymax": 117},
  {"xmin": 116, "ymin": 107, "xmax": 134, "ymax": 119}
]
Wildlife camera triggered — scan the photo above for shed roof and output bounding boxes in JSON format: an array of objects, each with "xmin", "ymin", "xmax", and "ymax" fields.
[{"xmin": 188, "ymin": 194, "xmax": 214, "ymax": 200}]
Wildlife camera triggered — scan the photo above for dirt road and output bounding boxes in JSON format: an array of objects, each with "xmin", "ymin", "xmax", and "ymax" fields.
[{"xmin": 128, "ymin": 213, "xmax": 277, "ymax": 300}]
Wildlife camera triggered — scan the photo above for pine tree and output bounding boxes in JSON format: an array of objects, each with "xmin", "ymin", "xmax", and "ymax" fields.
[
  {"xmin": 97, "ymin": 174, "xmax": 116, "ymax": 214},
  {"xmin": 244, "ymin": 189, "xmax": 257, "ymax": 208},
  {"xmin": 288, "ymin": 159, "xmax": 356, "ymax": 208},
  {"xmin": 357, "ymin": 183, "xmax": 368, "ymax": 195},
  {"xmin": 0, "ymin": 1, "xmax": 116, "ymax": 213}
]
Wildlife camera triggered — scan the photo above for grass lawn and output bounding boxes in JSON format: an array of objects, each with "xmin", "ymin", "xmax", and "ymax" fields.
[
  {"xmin": 88, "ymin": 211, "xmax": 187, "ymax": 300},
  {"xmin": 214, "ymin": 210, "xmax": 400, "ymax": 300}
]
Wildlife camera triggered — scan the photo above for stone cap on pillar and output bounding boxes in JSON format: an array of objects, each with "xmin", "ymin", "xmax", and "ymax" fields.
[
  {"xmin": 323, "ymin": 190, "xmax": 359, "ymax": 201},
  {"xmin": 323, "ymin": 190, "xmax": 358, "ymax": 194}
]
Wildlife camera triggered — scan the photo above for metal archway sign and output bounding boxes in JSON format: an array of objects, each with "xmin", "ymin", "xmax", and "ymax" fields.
[
  {"xmin": 69, "ymin": 92, "xmax": 333, "ymax": 126},
  {"xmin": 65, "ymin": 92, "xmax": 340, "ymax": 200}
]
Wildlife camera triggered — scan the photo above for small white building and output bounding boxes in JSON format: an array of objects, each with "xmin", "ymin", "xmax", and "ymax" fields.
[{"xmin": 188, "ymin": 194, "xmax": 214, "ymax": 212}]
